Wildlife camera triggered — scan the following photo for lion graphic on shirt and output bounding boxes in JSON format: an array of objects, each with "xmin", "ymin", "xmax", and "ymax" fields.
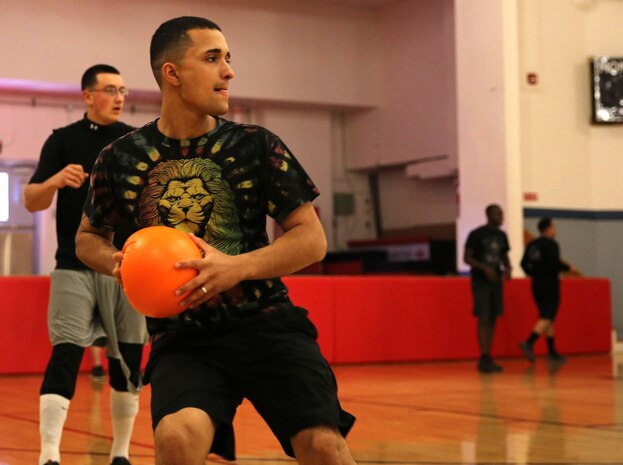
[{"xmin": 139, "ymin": 158, "xmax": 243, "ymax": 255}]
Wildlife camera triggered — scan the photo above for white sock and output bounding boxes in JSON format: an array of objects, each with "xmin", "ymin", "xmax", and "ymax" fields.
[
  {"xmin": 39, "ymin": 394, "xmax": 70, "ymax": 465},
  {"xmin": 109, "ymin": 389, "xmax": 139, "ymax": 461}
]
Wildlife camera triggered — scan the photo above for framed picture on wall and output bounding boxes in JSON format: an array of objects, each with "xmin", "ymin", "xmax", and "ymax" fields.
[{"xmin": 590, "ymin": 56, "xmax": 623, "ymax": 124}]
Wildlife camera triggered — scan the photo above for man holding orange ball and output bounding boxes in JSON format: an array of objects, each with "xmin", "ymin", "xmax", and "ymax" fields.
[
  {"xmin": 25, "ymin": 65, "xmax": 148, "ymax": 465},
  {"xmin": 76, "ymin": 16, "xmax": 356, "ymax": 465}
]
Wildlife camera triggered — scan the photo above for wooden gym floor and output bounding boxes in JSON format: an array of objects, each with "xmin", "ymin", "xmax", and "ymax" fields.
[{"xmin": 1, "ymin": 353, "xmax": 621, "ymax": 465}]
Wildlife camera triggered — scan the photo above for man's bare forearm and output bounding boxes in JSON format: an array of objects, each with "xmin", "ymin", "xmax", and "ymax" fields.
[
  {"xmin": 240, "ymin": 222, "xmax": 326, "ymax": 280},
  {"xmin": 23, "ymin": 182, "xmax": 57, "ymax": 212},
  {"xmin": 75, "ymin": 216, "xmax": 117, "ymax": 275}
]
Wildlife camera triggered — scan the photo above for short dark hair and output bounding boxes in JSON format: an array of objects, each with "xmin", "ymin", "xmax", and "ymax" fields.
[
  {"xmin": 150, "ymin": 16, "xmax": 222, "ymax": 87},
  {"xmin": 538, "ymin": 217, "xmax": 553, "ymax": 233},
  {"xmin": 81, "ymin": 64, "xmax": 120, "ymax": 90},
  {"xmin": 485, "ymin": 204, "xmax": 501, "ymax": 216}
]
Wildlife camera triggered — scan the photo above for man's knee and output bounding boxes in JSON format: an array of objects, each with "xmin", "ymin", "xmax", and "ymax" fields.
[
  {"xmin": 40, "ymin": 343, "xmax": 84, "ymax": 398},
  {"xmin": 154, "ymin": 408, "xmax": 214, "ymax": 465},
  {"xmin": 109, "ymin": 342, "xmax": 143, "ymax": 391},
  {"xmin": 292, "ymin": 425, "xmax": 355, "ymax": 465}
]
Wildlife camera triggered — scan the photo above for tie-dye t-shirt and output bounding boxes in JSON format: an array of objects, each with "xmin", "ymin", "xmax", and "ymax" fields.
[{"xmin": 84, "ymin": 117, "xmax": 319, "ymax": 336}]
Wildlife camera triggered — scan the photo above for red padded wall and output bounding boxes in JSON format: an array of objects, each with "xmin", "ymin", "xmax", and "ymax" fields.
[{"xmin": 0, "ymin": 275, "xmax": 612, "ymax": 373}]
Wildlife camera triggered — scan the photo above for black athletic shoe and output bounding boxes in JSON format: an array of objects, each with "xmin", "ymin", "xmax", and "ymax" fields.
[
  {"xmin": 110, "ymin": 458, "xmax": 131, "ymax": 465},
  {"xmin": 43, "ymin": 461, "xmax": 60, "ymax": 465},
  {"xmin": 518, "ymin": 341, "xmax": 535, "ymax": 362},
  {"xmin": 547, "ymin": 352, "xmax": 567, "ymax": 363},
  {"xmin": 91, "ymin": 365, "xmax": 105, "ymax": 378},
  {"xmin": 478, "ymin": 356, "xmax": 503, "ymax": 373}
]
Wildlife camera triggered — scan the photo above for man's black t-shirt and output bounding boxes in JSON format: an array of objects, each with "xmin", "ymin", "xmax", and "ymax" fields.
[
  {"xmin": 465, "ymin": 225, "xmax": 510, "ymax": 282},
  {"xmin": 29, "ymin": 115, "xmax": 134, "ymax": 269},
  {"xmin": 521, "ymin": 236, "xmax": 570, "ymax": 289},
  {"xmin": 84, "ymin": 117, "xmax": 319, "ymax": 337}
]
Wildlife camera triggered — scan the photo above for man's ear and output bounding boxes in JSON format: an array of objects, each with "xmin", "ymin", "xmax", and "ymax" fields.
[
  {"xmin": 82, "ymin": 89, "xmax": 94, "ymax": 106},
  {"xmin": 162, "ymin": 63, "xmax": 180, "ymax": 86}
]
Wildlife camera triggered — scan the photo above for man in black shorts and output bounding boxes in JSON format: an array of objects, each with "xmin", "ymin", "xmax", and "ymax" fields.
[
  {"xmin": 76, "ymin": 16, "xmax": 356, "ymax": 465},
  {"xmin": 464, "ymin": 204, "xmax": 512, "ymax": 373},
  {"xmin": 519, "ymin": 217, "xmax": 574, "ymax": 363},
  {"xmin": 24, "ymin": 64, "xmax": 147, "ymax": 465}
]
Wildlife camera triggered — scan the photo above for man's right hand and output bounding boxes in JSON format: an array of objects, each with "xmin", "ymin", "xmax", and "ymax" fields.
[
  {"xmin": 483, "ymin": 266, "xmax": 499, "ymax": 283},
  {"xmin": 54, "ymin": 164, "xmax": 89, "ymax": 189}
]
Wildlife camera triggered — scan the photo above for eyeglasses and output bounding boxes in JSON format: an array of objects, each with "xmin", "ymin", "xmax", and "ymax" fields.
[{"xmin": 88, "ymin": 86, "xmax": 129, "ymax": 97}]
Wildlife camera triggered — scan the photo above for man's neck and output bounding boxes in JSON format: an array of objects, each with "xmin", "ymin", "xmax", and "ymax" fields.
[
  {"xmin": 158, "ymin": 102, "xmax": 217, "ymax": 139},
  {"xmin": 85, "ymin": 111, "xmax": 114, "ymax": 126}
]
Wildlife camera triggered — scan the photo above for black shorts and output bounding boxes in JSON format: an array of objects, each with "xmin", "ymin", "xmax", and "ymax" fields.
[
  {"xmin": 471, "ymin": 278, "xmax": 503, "ymax": 317},
  {"xmin": 144, "ymin": 305, "xmax": 355, "ymax": 461},
  {"xmin": 533, "ymin": 287, "xmax": 560, "ymax": 320}
]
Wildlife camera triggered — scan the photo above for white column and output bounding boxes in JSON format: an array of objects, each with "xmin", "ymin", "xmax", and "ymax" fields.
[{"xmin": 454, "ymin": 0, "xmax": 524, "ymax": 273}]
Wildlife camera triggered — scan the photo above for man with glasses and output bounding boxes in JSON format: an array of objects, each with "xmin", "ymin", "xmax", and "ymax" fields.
[{"xmin": 24, "ymin": 64, "xmax": 147, "ymax": 465}]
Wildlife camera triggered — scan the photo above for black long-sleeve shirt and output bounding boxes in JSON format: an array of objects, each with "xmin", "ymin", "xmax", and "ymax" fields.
[{"xmin": 521, "ymin": 237, "xmax": 570, "ymax": 290}]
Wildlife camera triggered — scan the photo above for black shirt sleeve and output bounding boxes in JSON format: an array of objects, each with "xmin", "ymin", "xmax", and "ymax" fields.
[
  {"xmin": 544, "ymin": 240, "xmax": 570, "ymax": 272},
  {"xmin": 464, "ymin": 229, "xmax": 478, "ymax": 252},
  {"xmin": 29, "ymin": 131, "xmax": 64, "ymax": 184},
  {"xmin": 260, "ymin": 134, "xmax": 319, "ymax": 224}
]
